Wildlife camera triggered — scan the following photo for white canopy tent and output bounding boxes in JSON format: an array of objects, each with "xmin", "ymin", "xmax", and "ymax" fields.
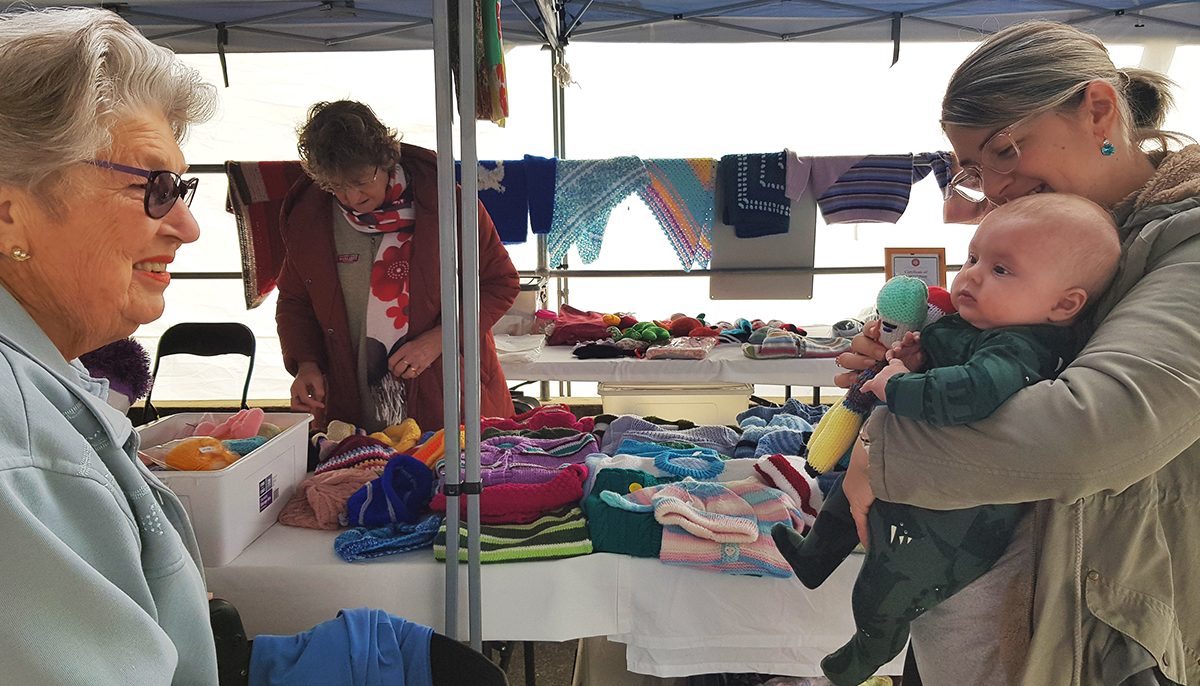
[{"xmin": 9, "ymin": 0, "xmax": 1196, "ymax": 662}]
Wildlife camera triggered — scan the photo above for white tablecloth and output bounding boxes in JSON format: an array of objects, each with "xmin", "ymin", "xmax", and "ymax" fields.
[
  {"xmin": 498, "ymin": 335, "xmax": 840, "ymax": 387},
  {"xmin": 206, "ymin": 524, "xmax": 902, "ymax": 678}
]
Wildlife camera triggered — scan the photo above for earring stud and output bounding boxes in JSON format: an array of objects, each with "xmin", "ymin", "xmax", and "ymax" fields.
[
  {"xmin": 1101, "ymin": 139, "xmax": 1116, "ymax": 156},
  {"xmin": 9, "ymin": 247, "xmax": 31, "ymax": 262}
]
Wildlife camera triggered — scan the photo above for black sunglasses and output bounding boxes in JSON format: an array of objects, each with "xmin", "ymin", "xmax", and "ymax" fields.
[{"xmin": 87, "ymin": 160, "xmax": 199, "ymax": 219}]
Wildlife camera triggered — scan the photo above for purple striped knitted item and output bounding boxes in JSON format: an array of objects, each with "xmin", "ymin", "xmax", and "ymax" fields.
[
  {"xmin": 611, "ymin": 477, "xmax": 804, "ymax": 578},
  {"xmin": 636, "ymin": 158, "xmax": 717, "ymax": 271},
  {"xmin": 469, "ymin": 433, "xmax": 598, "ymax": 486},
  {"xmin": 812, "ymin": 154, "xmax": 917, "ymax": 224},
  {"xmin": 598, "ymin": 415, "xmax": 739, "ymax": 455}
]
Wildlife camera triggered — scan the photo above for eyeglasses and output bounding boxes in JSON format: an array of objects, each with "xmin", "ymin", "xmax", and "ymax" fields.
[
  {"xmin": 87, "ymin": 160, "xmax": 199, "ymax": 219},
  {"xmin": 318, "ymin": 166, "xmax": 380, "ymax": 194},
  {"xmin": 945, "ymin": 122, "xmax": 1026, "ymax": 204},
  {"xmin": 945, "ymin": 83, "xmax": 1092, "ymax": 204}
]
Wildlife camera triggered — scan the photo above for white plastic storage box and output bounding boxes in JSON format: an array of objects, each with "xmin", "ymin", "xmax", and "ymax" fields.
[
  {"xmin": 598, "ymin": 383, "xmax": 753, "ymax": 425},
  {"xmin": 136, "ymin": 412, "xmax": 312, "ymax": 566}
]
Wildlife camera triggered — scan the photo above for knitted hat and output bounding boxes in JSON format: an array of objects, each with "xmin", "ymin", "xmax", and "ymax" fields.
[
  {"xmin": 650, "ymin": 480, "xmax": 759, "ymax": 542},
  {"xmin": 754, "ymin": 454, "xmax": 823, "ymax": 529},
  {"xmin": 334, "ymin": 513, "xmax": 443, "ymax": 562},
  {"xmin": 279, "ymin": 469, "xmax": 378, "ymax": 531},
  {"xmin": 314, "ymin": 438, "xmax": 396, "ymax": 474},
  {"xmin": 344, "ymin": 455, "xmax": 435, "ymax": 527}
]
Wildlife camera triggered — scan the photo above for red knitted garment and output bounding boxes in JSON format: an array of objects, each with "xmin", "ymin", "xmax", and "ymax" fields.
[{"xmin": 429, "ymin": 463, "xmax": 587, "ymax": 524}]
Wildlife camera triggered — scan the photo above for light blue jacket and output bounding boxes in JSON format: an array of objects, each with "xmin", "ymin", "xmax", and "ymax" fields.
[{"xmin": 0, "ymin": 286, "xmax": 217, "ymax": 685}]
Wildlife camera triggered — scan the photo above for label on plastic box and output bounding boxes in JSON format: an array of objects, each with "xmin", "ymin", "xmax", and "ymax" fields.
[{"xmin": 258, "ymin": 474, "xmax": 275, "ymax": 512}]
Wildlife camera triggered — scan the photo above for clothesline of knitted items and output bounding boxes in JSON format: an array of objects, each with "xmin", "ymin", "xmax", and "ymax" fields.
[
  {"xmin": 433, "ymin": 506, "xmax": 593, "ymax": 563},
  {"xmin": 333, "ymin": 513, "xmax": 443, "ymax": 562},
  {"xmin": 636, "ymin": 158, "xmax": 718, "ymax": 271}
]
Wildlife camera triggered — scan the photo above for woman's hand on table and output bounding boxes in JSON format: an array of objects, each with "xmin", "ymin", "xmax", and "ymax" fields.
[
  {"xmin": 834, "ymin": 320, "xmax": 887, "ymax": 388},
  {"xmin": 844, "ymin": 436, "xmax": 876, "ymax": 549},
  {"xmin": 389, "ymin": 327, "xmax": 444, "ymax": 380}
]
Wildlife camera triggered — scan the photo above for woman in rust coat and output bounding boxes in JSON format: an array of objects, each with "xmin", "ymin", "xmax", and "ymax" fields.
[{"xmin": 277, "ymin": 100, "xmax": 518, "ymax": 432}]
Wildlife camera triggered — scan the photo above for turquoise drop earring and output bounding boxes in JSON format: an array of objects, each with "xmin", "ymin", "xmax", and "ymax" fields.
[{"xmin": 1101, "ymin": 139, "xmax": 1116, "ymax": 156}]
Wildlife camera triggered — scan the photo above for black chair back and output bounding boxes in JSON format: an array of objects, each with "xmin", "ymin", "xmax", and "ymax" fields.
[{"xmin": 144, "ymin": 322, "xmax": 256, "ymax": 422}]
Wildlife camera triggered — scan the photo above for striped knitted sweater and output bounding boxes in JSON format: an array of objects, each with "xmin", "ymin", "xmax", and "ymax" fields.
[{"xmin": 433, "ymin": 506, "xmax": 592, "ymax": 563}]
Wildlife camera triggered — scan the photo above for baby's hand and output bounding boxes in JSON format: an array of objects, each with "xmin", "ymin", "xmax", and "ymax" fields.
[
  {"xmin": 861, "ymin": 357, "xmax": 911, "ymax": 401},
  {"xmin": 886, "ymin": 331, "xmax": 924, "ymax": 371}
]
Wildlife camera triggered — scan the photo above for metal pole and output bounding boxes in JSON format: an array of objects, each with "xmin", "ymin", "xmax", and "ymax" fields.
[
  {"xmin": 431, "ymin": 0, "xmax": 462, "ymax": 639},
  {"xmin": 457, "ymin": 0, "xmax": 484, "ymax": 652}
]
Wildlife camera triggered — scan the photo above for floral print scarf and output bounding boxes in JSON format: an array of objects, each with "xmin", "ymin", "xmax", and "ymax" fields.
[{"xmin": 337, "ymin": 164, "xmax": 416, "ymax": 425}]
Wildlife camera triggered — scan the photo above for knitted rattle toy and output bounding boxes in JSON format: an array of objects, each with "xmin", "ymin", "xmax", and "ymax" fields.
[{"xmin": 805, "ymin": 276, "xmax": 929, "ymax": 476}]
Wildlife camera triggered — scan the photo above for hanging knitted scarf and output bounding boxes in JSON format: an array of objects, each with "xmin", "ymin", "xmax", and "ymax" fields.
[{"xmin": 338, "ymin": 164, "xmax": 416, "ymax": 426}]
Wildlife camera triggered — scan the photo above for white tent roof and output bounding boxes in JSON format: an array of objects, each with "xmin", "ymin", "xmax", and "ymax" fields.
[{"xmin": 16, "ymin": 1, "xmax": 1199, "ymax": 54}]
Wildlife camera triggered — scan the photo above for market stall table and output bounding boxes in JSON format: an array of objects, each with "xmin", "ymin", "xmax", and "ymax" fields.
[
  {"xmin": 497, "ymin": 334, "xmax": 840, "ymax": 399},
  {"xmin": 205, "ymin": 523, "xmax": 902, "ymax": 678}
]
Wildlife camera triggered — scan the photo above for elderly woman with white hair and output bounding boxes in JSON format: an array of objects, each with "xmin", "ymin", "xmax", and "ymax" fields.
[{"xmin": 0, "ymin": 7, "xmax": 220, "ymax": 683}]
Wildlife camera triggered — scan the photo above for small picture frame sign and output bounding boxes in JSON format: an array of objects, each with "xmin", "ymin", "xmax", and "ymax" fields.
[{"xmin": 884, "ymin": 247, "xmax": 947, "ymax": 289}]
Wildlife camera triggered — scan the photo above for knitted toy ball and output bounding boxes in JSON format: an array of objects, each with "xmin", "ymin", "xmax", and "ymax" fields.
[{"xmin": 876, "ymin": 276, "xmax": 929, "ymax": 347}]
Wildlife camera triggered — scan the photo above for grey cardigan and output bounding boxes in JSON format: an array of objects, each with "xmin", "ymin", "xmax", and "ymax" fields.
[
  {"xmin": 866, "ymin": 145, "xmax": 1200, "ymax": 685},
  {"xmin": 0, "ymin": 286, "xmax": 218, "ymax": 685}
]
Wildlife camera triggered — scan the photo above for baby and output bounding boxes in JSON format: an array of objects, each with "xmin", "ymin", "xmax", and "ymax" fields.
[{"xmin": 773, "ymin": 192, "xmax": 1121, "ymax": 686}]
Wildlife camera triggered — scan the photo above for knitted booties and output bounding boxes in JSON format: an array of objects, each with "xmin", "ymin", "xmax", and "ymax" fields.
[{"xmin": 770, "ymin": 474, "xmax": 859, "ymax": 589}]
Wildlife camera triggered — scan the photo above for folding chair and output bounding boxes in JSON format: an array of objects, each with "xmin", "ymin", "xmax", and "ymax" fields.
[{"xmin": 144, "ymin": 322, "xmax": 256, "ymax": 422}]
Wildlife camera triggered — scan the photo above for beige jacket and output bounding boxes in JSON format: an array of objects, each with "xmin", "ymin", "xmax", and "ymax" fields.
[{"xmin": 866, "ymin": 145, "xmax": 1200, "ymax": 685}]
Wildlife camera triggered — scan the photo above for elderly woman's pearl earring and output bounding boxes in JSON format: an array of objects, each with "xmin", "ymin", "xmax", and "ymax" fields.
[{"xmin": 9, "ymin": 247, "xmax": 31, "ymax": 262}]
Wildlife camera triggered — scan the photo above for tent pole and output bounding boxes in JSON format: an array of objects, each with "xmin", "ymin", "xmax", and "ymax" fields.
[
  {"xmin": 457, "ymin": 0, "xmax": 484, "ymax": 653},
  {"xmin": 431, "ymin": 0, "xmax": 462, "ymax": 641}
]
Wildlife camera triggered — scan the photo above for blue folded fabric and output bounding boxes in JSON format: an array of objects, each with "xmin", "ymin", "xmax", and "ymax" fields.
[
  {"xmin": 249, "ymin": 608, "xmax": 433, "ymax": 686},
  {"xmin": 334, "ymin": 514, "xmax": 443, "ymax": 562},
  {"xmin": 345, "ymin": 455, "xmax": 434, "ymax": 527}
]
